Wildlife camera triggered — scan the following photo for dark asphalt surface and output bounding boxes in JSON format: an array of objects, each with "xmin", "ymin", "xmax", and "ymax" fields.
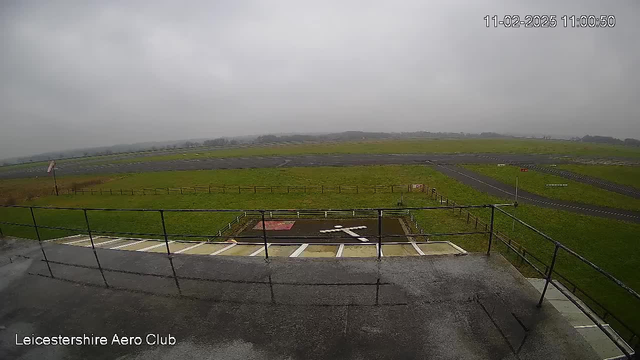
[
  {"xmin": 0, "ymin": 153, "xmax": 568, "ymax": 179},
  {"xmin": 0, "ymin": 238, "xmax": 598, "ymax": 360},
  {"xmin": 434, "ymin": 165, "xmax": 640, "ymax": 224}
]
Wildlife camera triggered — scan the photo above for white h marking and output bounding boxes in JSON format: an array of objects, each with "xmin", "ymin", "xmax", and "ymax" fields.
[{"xmin": 320, "ymin": 225, "xmax": 369, "ymax": 242}]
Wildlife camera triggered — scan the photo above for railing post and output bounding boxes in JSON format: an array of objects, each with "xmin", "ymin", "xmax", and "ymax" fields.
[
  {"xmin": 538, "ymin": 244, "xmax": 560, "ymax": 307},
  {"xmin": 83, "ymin": 209, "xmax": 108, "ymax": 287},
  {"xmin": 261, "ymin": 211, "xmax": 269, "ymax": 260},
  {"xmin": 377, "ymin": 209, "xmax": 382, "ymax": 260},
  {"xmin": 159, "ymin": 210, "xmax": 181, "ymax": 294},
  {"xmin": 487, "ymin": 206, "xmax": 495, "ymax": 255},
  {"xmin": 30, "ymin": 207, "xmax": 53, "ymax": 278},
  {"xmin": 159, "ymin": 210, "xmax": 171, "ymax": 255}
]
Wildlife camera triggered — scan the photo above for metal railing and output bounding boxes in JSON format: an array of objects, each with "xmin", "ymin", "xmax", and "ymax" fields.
[
  {"xmin": 0, "ymin": 201, "xmax": 637, "ymax": 358},
  {"xmin": 421, "ymin": 187, "xmax": 638, "ymax": 358}
]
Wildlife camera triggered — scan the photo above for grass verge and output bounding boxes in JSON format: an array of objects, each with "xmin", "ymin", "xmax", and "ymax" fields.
[{"xmin": 463, "ymin": 164, "xmax": 640, "ymax": 211}]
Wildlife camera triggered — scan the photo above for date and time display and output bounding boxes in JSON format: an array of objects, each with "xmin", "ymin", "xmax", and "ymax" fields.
[{"xmin": 484, "ymin": 15, "xmax": 616, "ymax": 28}]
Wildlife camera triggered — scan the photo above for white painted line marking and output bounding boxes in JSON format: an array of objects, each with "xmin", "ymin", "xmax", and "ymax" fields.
[
  {"xmin": 111, "ymin": 240, "xmax": 146, "ymax": 249},
  {"xmin": 336, "ymin": 244, "xmax": 345, "ymax": 257},
  {"xmin": 63, "ymin": 237, "xmax": 92, "ymax": 245},
  {"xmin": 175, "ymin": 242, "xmax": 205, "ymax": 254},
  {"xmin": 573, "ymin": 324, "xmax": 605, "ymax": 329},
  {"xmin": 87, "ymin": 238, "xmax": 123, "ymax": 247},
  {"xmin": 250, "ymin": 244, "xmax": 271, "ymax": 256},
  {"xmin": 447, "ymin": 241, "xmax": 468, "ymax": 255},
  {"xmin": 138, "ymin": 241, "xmax": 173, "ymax": 252},
  {"xmin": 46, "ymin": 234, "xmax": 84, "ymax": 243},
  {"xmin": 210, "ymin": 243, "xmax": 236, "ymax": 255},
  {"xmin": 290, "ymin": 244, "xmax": 309, "ymax": 258},
  {"xmin": 411, "ymin": 242, "xmax": 425, "ymax": 256}
]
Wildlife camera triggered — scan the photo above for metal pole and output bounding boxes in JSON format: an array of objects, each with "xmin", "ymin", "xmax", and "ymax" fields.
[
  {"xmin": 30, "ymin": 207, "xmax": 53, "ymax": 277},
  {"xmin": 159, "ymin": 210, "xmax": 172, "ymax": 256},
  {"xmin": 377, "ymin": 209, "xmax": 382, "ymax": 259},
  {"xmin": 512, "ymin": 176, "xmax": 518, "ymax": 231},
  {"xmin": 538, "ymin": 244, "xmax": 560, "ymax": 307},
  {"xmin": 83, "ymin": 209, "xmax": 108, "ymax": 287},
  {"xmin": 261, "ymin": 211, "xmax": 269, "ymax": 260},
  {"xmin": 52, "ymin": 167, "xmax": 59, "ymax": 196},
  {"xmin": 487, "ymin": 206, "xmax": 495, "ymax": 255}
]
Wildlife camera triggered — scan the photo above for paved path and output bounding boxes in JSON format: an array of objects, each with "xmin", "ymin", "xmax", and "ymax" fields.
[
  {"xmin": 433, "ymin": 164, "xmax": 640, "ymax": 224},
  {"xmin": 0, "ymin": 153, "xmax": 567, "ymax": 179},
  {"xmin": 0, "ymin": 237, "xmax": 600, "ymax": 360}
]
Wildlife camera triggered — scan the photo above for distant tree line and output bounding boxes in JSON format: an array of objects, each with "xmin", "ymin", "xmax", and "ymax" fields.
[{"xmin": 581, "ymin": 135, "xmax": 640, "ymax": 147}]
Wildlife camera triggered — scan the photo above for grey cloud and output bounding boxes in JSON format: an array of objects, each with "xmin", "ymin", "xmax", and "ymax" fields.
[{"xmin": 0, "ymin": 0, "xmax": 638, "ymax": 158}]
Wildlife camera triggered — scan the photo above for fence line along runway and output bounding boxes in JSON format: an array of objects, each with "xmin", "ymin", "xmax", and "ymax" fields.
[{"xmin": 434, "ymin": 164, "xmax": 640, "ymax": 224}]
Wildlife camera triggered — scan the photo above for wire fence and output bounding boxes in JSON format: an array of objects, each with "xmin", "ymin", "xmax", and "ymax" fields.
[{"xmin": 58, "ymin": 184, "xmax": 428, "ymax": 196}]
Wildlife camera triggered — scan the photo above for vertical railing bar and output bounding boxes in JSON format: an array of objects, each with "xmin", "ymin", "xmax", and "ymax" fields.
[
  {"xmin": 30, "ymin": 207, "xmax": 53, "ymax": 278},
  {"xmin": 83, "ymin": 209, "xmax": 108, "ymax": 287},
  {"xmin": 487, "ymin": 206, "xmax": 495, "ymax": 255},
  {"xmin": 261, "ymin": 211, "xmax": 269, "ymax": 260},
  {"xmin": 538, "ymin": 244, "xmax": 560, "ymax": 307},
  {"xmin": 377, "ymin": 209, "xmax": 382, "ymax": 260}
]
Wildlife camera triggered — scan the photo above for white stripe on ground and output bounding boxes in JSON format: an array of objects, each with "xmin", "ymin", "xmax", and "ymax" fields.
[
  {"xmin": 411, "ymin": 242, "xmax": 425, "ymax": 256},
  {"xmin": 86, "ymin": 238, "xmax": 123, "ymax": 247},
  {"xmin": 138, "ymin": 241, "xmax": 173, "ymax": 252},
  {"xmin": 210, "ymin": 243, "xmax": 236, "ymax": 255},
  {"xmin": 290, "ymin": 244, "xmax": 309, "ymax": 257},
  {"xmin": 336, "ymin": 244, "xmax": 344, "ymax": 257},
  {"xmin": 111, "ymin": 240, "xmax": 146, "ymax": 249},
  {"xmin": 175, "ymin": 242, "xmax": 205, "ymax": 254},
  {"xmin": 63, "ymin": 237, "xmax": 93, "ymax": 245},
  {"xmin": 250, "ymin": 244, "xmax": 270, "ymax": 256}
]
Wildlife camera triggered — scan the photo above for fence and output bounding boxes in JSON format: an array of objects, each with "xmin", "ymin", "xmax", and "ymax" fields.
[
  {"xmin": 0, "ymin": 201, "xmax": 638, "ymax": 357},
  {"xmin": 424, "ymin": 188, "xmax": 638, "ymax": 358},
  {"xmin": 59, "ymin": 184, "xmax": 427, "ymax": 196}
]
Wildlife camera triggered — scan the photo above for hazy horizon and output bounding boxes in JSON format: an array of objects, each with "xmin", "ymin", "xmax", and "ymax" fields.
[{"xmin": 1, "ymin": 0, "xmax": 638, "ymax": 159}]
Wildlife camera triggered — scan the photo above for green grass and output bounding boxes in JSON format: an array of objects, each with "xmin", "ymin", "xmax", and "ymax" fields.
[
  {"xmin": 101, "ymin": 138, "xmax": 640, "ymax": 164},
  {"xmin": 463, "ymin": 164, "xmax": 640, "ymax": 211},
  {"xmin": 1, "ymin": 165, "xmax": 639, "ymax": 338},
  {"xmin": 557, "ymin": 164, "xmax": 640, "ymax": 190}
]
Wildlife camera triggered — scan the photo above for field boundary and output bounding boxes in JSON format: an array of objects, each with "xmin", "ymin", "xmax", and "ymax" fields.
[{"xmin": 58, "ymin": 183, "xmax": 428, "ymax": 196}]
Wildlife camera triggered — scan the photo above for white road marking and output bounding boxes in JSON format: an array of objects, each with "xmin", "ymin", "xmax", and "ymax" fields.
[
  {"xmin": 320, "ymin": 225, "xmax": 369, "ymax": 242},
  {"xmin": 86, "ymin": 238, "xmax": 123, "ymax": 247},
  {"xmin": 175, "ymin": 242, "xmax": 205, "ymax": 254},
  {"xmin": 290, "ymin": 244, "xmax": 309, "ymax": 257},
  {"xmin": 250, "ymin": 244, "xmax": 271, "ymax": 256},
  {"xmin": 411, "ymin": 242, "xmax": 425, "ymax": 256},
  {"xmin": 210, "ymin": 243, "xmax": 237, "ymax": 255},
  {"xmin": 336, "ymin": 244, "xmax": 345, "ymax": 257},
  {"xmin": 63, "ymin": 237, "xmax": 92, "ymax": 245},
  {"xmin": 138, "ymin": 241, "xmax": 173, "ymax": 252},
  {"xmin": 111, "ymin": 240, "xmax": 146, "ymax": 249}
]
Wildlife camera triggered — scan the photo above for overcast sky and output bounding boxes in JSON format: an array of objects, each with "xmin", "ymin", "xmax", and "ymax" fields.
[{"xmin": 1, "ymin": 1, "xmax": 638, "ymax": 159}]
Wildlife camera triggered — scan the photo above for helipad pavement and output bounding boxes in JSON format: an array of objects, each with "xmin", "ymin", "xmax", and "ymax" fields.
[{"xmin": 48, "ymin": 234, "xmax": 467, "ymax": 258}]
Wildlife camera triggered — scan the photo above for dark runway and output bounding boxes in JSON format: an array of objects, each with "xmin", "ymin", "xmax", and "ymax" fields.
[
  {"xmin": 434, "ymin": 164, "xmax": 640, "ymax": 224},
  {"xmin": 0, "ymin": 153, "xmax": 567, "ymax": 179}
]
